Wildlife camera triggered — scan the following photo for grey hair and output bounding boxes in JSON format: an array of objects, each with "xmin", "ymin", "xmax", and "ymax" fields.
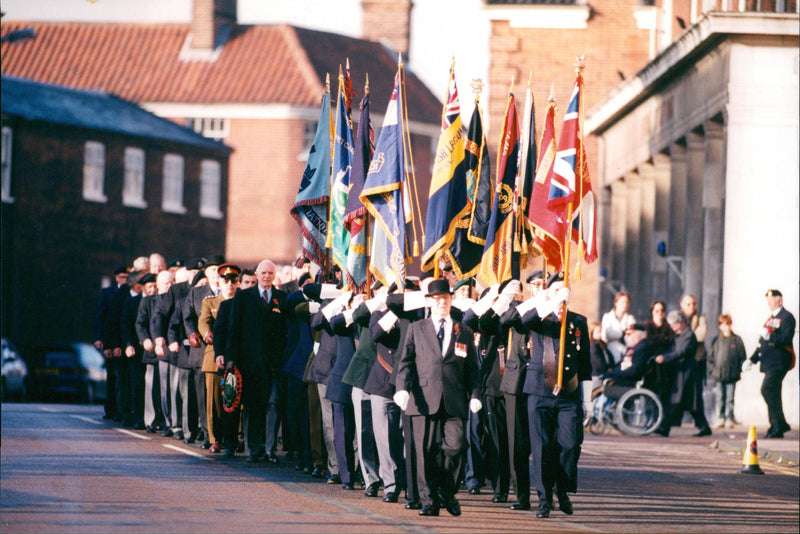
[{"xmin": 666, "ymin": 310, "xmax": 687, "ymax": 326}]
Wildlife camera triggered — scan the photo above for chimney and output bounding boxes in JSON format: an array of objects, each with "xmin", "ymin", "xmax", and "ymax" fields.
[
  {"xmin": 191, "ymin": 0, "xmax": 237, "ymax": 50},
  {"xmin": 361, "ymin": 0, "xmax": 412, "ymax": 58}
]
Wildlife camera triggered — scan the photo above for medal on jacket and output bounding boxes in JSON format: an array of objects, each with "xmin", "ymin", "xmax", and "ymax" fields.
[{"xmin": 455, "ymin": 342, "xmax": 467, "ymax": 358}]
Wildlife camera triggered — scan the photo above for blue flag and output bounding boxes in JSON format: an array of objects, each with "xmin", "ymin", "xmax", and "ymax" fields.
[
  {"xmin": 328, "ymin": 76, "xmax": 354, "ymax": 273},
  {"xmin": 290, "ymin": 91, "xmax": 331, "ymax": 272},
  {"xmin": 344, "ymin": 90, "xmax": 373, "ymax": 292},
  {"xmin": 359, "ymin": 68, "xmax": 412, "ymax": 289}
]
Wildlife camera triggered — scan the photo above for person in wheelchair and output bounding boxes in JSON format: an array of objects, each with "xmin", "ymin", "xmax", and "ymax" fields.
[{"xmin": 601, "ymin": 323, "xmax": 651, "ymax": 399}]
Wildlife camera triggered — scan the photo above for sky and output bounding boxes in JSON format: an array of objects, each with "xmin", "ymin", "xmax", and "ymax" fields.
[{"xmin": 2, "ymin": 0, "xmax": 492, "ymax": 120}]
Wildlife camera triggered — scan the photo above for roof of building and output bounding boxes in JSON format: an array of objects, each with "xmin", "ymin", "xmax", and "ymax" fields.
[
  {"xmin": 1, "ymin": 75, "xmax": 232, "ymax": 152},
  {"xmin": 0, "ymin": 22, "xmax": 442, "ymax": 124}
]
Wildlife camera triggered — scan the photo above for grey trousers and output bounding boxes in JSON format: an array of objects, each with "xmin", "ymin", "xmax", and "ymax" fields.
[
  {"xmin": 352, "ymin": 387, "xmax": 381, "ymax": 486},
  {"xmin": 371, "ymin": 394, "xmax": 405, "ymax": 493},
  {"xmin": 317, "ymin": 383, "xmax": 338, "ymax": 475},
  {"xmin": 157, "ymin": 360, "xmax": 172, "ymax": 428}
]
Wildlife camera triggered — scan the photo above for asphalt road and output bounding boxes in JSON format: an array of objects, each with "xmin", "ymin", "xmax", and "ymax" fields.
[{"xmin": 1, "ymin": 403, "xmax": 797, "ymax": 533}]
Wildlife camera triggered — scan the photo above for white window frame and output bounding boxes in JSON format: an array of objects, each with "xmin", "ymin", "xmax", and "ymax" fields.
[
  {"xmin": 122, "ymin": 147, "xmax": 147, "ymax": 208},
  {"xmin": 199, "ymin": 159, "xmax": 223, "ymax": 219},
  {"xmin": 83, "ymin": 141, "xmax": 107, "ymax": 203},
  {"xmin": 187, "ymin": 117, "xmax": 230, "ymax": 140},
  {"xmin": 162, "ymin": 153, "xmax": 187, "ymax": 214},
  {"xmin": 1, "ymin": 127, "xmax": 13, "ymax": 203}
]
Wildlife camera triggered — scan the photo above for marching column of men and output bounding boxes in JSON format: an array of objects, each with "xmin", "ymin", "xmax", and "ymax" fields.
[{"xmin": 95, "ymin": 257, "xmax": 597, "ymax": 519}]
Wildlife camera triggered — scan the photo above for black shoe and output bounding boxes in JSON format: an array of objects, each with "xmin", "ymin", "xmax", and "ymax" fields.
[
  {"xmin": 419, "ymin": 504, "xmax": 439, "ymax": 517},
  {"xmin": 654, "ymin": 427, "xmax": 669, "ymax": 437},
  {"xmin": 145, "ymin": 426, "xmax": 157, "ymax": 434},
  {"xmin": 382, "ymin": 492, "xmax": 399, "ymax": 503},
  {"xmin": 536, "ymin": 504, "xmax": 551, "ymax": 518},
  {"xmin": 162, "ymin": 428, "xmax": 173, "ymax": 438},
  {"xmin": 311, "ymin": 466, "xmax": 325, "ymax": 478},
  {"xmin": 200, "ymin": 440, "xmax": 212, "ymax": 450},
  {"xmin": 342, "ymin": 482, "xmax": 355, "ymax": 490},
  {"xmin": 103, "ymin": 413, "xmax": 114, "ymax": 420},
  {"xmin": 492, "ymin": 493, "xmax": 508, "ymax": 503},
  {"xmin": 133, "ymin": 422, "xmax": 145, "ymax": 430},
  {"xmin": 173, "ymin": 431, "xmax": 184, "ymax": 441},
  {"xmin": 183, "ymin": 432, "xmax": 197, "ymax": 444},
  {"xmin": 693, "ymin": 427, "xmax": 712, "ymax": 437},
  {"xmin": 766, "ymin": 430, "xmax": 784, "ymax": 439},
  {"xmin": 778, "ymin": 423, "xmax": 791, "ymax": 433},
  {"xmin": 468, "ymin": 487, "xmax": 481, "ymax": 495},
  {"xmin": 558, "ymin": 493, "xmax": 573, "ymax": 515},
  {"xmin": 444, "ymin": 497, "xmax": 461, "ymax": 517},
  {"xmin": 246, "ymin": 453, "xmax": 259, "ymax": 463},
  {"xmin": 327, "ymin": 474, "xmax": 341, "ymax": 485},
  {"xmin": 405, "ymin": 500, "xmax": 422, "ymax": 510},
  {"xmin": 266, "ymin": 453, "xmax": 280, "ymax": 464},
  {"xmin": 223, "ymin": 447, "xmax": 234, "ymax": 458},
  {"xmin": 364, "ymin": 482, "xmax": 381, "ymax": 498},
  {"xmin": 510, "ymin": 500, "xmax": 530, "ymax": 511}
]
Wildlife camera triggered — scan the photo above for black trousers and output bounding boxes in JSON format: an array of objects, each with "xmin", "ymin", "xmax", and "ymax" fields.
[
  {"xmin": 527, "ymin": 394, "xmax": 582, "ymax": 507},
  {"xmin": 761, "ymin": 368, "xmax": 789, "ymax": 432},
  {"xmin": 413, "ymin": 410, "xmax": 466, "ymax": 507},
  {"xmin": 242, "ymin": 370, "xmax": 275, "ymax": 455},
  {"xmin": 484, "ymin": 395, "xmax": 510, "ymax": 496},
  {"xmin": 505, "ymin": 393, "xmax": 530, "ymax": 502}
]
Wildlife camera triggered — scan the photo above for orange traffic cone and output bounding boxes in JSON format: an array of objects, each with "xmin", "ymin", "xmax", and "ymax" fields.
[{"xmin": 739, "ymin": 425, "xmax": 764, "ymax": 475}]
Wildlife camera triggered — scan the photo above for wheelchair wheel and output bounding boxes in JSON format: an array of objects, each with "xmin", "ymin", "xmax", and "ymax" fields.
[
  {"xmin": 588, "ymin": 415, "xmax": 606, "ymax": 436},
  {"xmin": 614, "ymin": 388, "xmax": 662, "ymax": 436}
]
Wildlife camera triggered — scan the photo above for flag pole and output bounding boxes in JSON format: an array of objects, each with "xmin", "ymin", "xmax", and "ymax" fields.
[
  {"xmin": 554, "ymin": 56, "xmax": 584, "ymax": 395},
  {"xmin": 364, "ymin": 75, "xmax": 372, "ymax": 297},
  {"xmin": 397, "ymin": 54, "xmax": 422, "ymax": 258},
  {"xmin": 324, "ymin": 73, "xmax": 333, "ymax": 280}
]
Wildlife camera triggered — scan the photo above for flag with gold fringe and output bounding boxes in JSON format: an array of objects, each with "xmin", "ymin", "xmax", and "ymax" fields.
[
  {"xmin": 478, "ymin": 89, "xmax": 519, "ymax": 286},
  {"xmin": 421, "ymin": 61, "xmax": 467, "ymax": 274},
  {"xmin": 327, "ymin": 71, "xmax": 355, "ymax": 273},
  {"xmin": 290, "ymin": 90, "xmax": 332, "ymax": 273}
]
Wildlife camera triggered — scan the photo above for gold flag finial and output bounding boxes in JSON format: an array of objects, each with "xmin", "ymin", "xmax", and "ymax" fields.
[
  {"xmin": 325, "ymin": 73, "xmax": 330, "ymax": 94},
  {"xmin": 365, "ymin": 73, "xmax": 370, "ymax": 94},
  {"xmin": 338, "ymin": 64, "xmax": 343, "ymax": 78},
  {"xmin": 574, "ymin": 55, "xmax": 586, "ymax": 74},
  {"xmin": 346, "ymin": 57, "xmax": 350, "ymax": 70},
  {"xmin": 510, "ymin": 75, "xmax": 515, "ymax": 94},
  {"xmin": 398, "ymin": 52, "xmax": 403, "ymax": 67},
  {"xmin": 548, "ymin": 82, "xmax": 555, "ymax": 102},
  {"xmin": 470, "ymin": 78, "xmax": 484, "ymax": 102},
  {"xmin": 528, "ymin": 70, "xmax": 533, "ymax": 89}
]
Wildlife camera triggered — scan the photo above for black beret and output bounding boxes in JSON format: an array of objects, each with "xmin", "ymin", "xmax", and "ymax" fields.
[
  {"xmin": 626, "ymin": 323, "xmax": 647, "ymax": 332},
  {"xmin": 137, "ymin": 273, "xmax": 156, "ymax": 285},
  {"xmin": 191, "ymin": 270, "xmax": 206, "ymax": 287},
  {"xmin": 167, "ymin": 258, "xmax": 184, "ymax": 269},
  {"xmin": 765, "ymin": 289, "xmax": 782, "ymax": 297},
  {"xmin": 526, "ymin": 270, "xmax": 544, "ymax": 283},
  {"xmin": 297, "ymin": 272, "xmax": 312, "ymax": 287},
  {"xmin": 546, "ymin": 271, "xmax": 565, "ymax": 288},
  {"xmin": 370, "ymin": 279, "xmax": 384, "ymax": 292},
  {"xmin": 114, "ymin": 265, "xmax": 130, "ymax": 275},
  {"xmin": 186, "ymin": 257, "xmax": 207, "ymax": 270},
  {"xmin": 453, "ymin": 278, "xmax": 473, "ymax": 292}
]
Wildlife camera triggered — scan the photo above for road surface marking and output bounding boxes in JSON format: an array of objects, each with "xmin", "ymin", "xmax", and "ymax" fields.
[
  {"xmin": 163, "ymin": 443, "xmax": 210, "ymax": 459},
  {"xmin": 115, "ymin": 428, "xmax": 152, "ymax": 440},
  {"xmin": 70, "ymin": 415, "xmax": 102, "ymax": 425}
]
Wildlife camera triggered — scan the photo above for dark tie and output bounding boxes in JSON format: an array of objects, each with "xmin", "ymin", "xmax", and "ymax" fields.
[
  {"xmin": 262, "ymin": 290, "xmax": 270, "ymax": 307},
  {"xmin": 437, "ymin": 319, "xmax": 446, "ymax": 352}
]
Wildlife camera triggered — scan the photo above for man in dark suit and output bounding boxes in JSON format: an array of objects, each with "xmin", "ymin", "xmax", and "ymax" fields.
[
  {"xmin": 120, "ymin": 272, "xmax": 151, "ymax": 428},
  {"xmin": 516, "ymin": 272, "xmax": 592, "ymax": 518},
  {"xmin": 744, "ymin": 289, "xmax": 796, "ymax": 438},
  {"xmin": 226, "ymin": 259, "xmax": 288, "ymax": 462},
  {"xmin": 395, "ymin": 279, "xmax": 482, "ymax": 517},
  {"xmin": 94, "ymin": 265, "xmax": 130, "ymax": 420}
]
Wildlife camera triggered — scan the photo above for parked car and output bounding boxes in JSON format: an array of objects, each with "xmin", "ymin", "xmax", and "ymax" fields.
[
  {"xmin": 1, "ymin": 338, "xmax": 28, "ymax": 401},
  {"xmin": 30, "ymin": 343, "xmax": 107, "ymax": 403}
]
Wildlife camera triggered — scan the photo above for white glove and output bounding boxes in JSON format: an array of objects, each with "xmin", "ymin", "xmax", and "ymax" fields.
[
  {"xmin": 538, "ymin": 288, "xmax": 570, "ymax": 318},
  {"xmin": 404, "ymin": 291, "xmax": 427, "ymax": 311},
  {"xmin": 581, "ymin": 380, "xmax": 593, "ymax": 417},
  {"xmin": 491, "ymin": 294, "xmax": 514, "ymax": 316},
  {"xmin": 469, "ymin": 398, "xmax": 483, "ymax": 413},
  {"xmin": 471, "ymin": 284, "xmax": 500, "ymax": 317},
  {"xmin": 452, "ymin": 298, "xmax": 476, "ymax": 312},
  {"xmin": 320, "ymin": 283, "xmax": 342, "ymax": 300},
  {"xmin": 500, "ymin": 280, "xmax": 522, "ymax": 298},
  {"xmin": 515, "ymin": 292, "xmax": 544, "ymax": 318},
  {"xmin": 760, "ymin": 327, "xmax": 770, "ymax": 340},
  {"xmin": 742, "ymin": 359, "xmax": 753, "ymax": 372},
  {"xmin": 365, "ymin": 293, "xmax": 387, "ymax": 313},
  {"xmin": 343, "ymin": 308, "xmax": 356, "ymax": 326},
  {"xmin": 308, "ymin": 301, "xmax": 320, "ymax": 314},
  {"xmin": 393, "ymin": 389, "xmax": 410, "ymax": 411},
  {"xmin": 377, "ymin": 311, "xmax": 399, "ymax": 332},
  {"xmin": 322, "ymin": 291, "xmax": 352, "ymax": 321}
]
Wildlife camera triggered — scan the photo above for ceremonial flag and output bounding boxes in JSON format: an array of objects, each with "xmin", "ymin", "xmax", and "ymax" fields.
[
  {"xmin": 514, "ymin": 79, "xmax": 538, "ymax": 266},
  {"xmin": 528, "ymin": 92, "xmax": 565, "ymax": 271},
  {"xmin": 360, "ymin": 66, "xmax": 413, "ymax": 289},
  {"xmin": 446, "ymin": 95, "xmax": 491, "ymax": 279},
  {"xmin": 290, "ymin": 90, "xmax": 332, "ymax": 271},
  {"xmin": 327, "ymin": 72, "xmax": 355, "ymax": 273},
  {"xmin": 344, "ymin": 88, "xmax": 373, "ymax": 292},
  {"xmin": 478, "ymin": 89, "xmax": 519, "ymax": 286},
  {"xmin": 552, "ymin": 71, "xmax": 598, "ymax": 271},
  {"xmin": 421, "ymin": 61, "xmax": 467, "ymax": 274}
]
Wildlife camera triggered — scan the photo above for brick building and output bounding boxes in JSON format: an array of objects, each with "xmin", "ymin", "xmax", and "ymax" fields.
[{"xmin": 1, "ymin": 76, "xmax": 232, "ymax": 354}]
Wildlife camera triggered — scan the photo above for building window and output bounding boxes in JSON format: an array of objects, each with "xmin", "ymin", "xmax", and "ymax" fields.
[
  {"xmin": 162, "ymin": 154, "xmax": 186, "ymax": 214},
  {"xmin": 1, "ymin": 127, "xmax": 13, "ymax": 203},
  {"xmin": 186, "ymin": 118, "xmax": 229, "ymax": 141},
  {"xmin": 123, "ymin": 147, "xmax": 147, "ymax": 208},
  {"xmin": 83, "ymin": 141, "xmax": 107, "ymax": 203},
  {"xmin": 199, "ymin": 159, "xmax": 223, "ymax": 219}
]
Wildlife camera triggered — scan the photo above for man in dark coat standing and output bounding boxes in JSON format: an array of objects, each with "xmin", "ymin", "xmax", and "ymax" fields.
[
  {"xmin": 516, "ymin": 272, "xmax": 592, "ymax": 518},
  {"xmin": 395, "ymin": 279, "xmax": 482, "ymax": 517},
  {"xmin": 227, "ymin": 259, "xmax": 288, "ymax": 462},
  {"xmin": 744, "ymin": 289, "xmax": 796, "ymax": 438}
]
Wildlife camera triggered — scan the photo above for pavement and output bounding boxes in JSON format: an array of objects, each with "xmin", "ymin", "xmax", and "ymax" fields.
[{"xmin": 707, "ymin": 423, "xmax": 799, "ymax": 466}]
